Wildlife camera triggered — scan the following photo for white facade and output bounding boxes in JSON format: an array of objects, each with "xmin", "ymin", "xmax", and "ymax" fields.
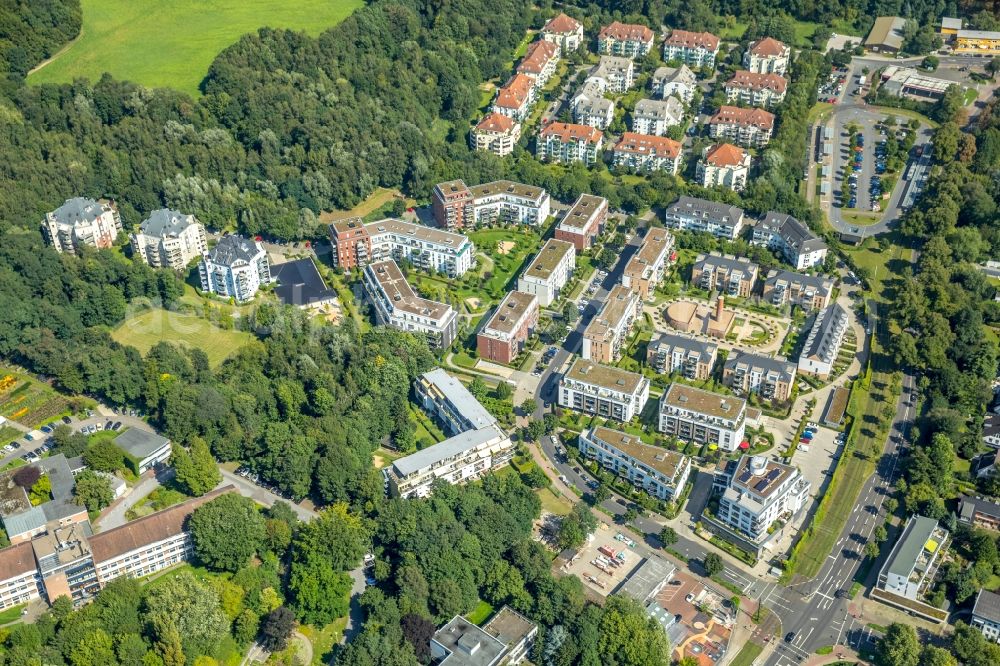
[
  {"xmin": 651, "ymin": 65, "xmax": 697, "ymax": 104},
  {"xmin": 632, "ymin": 98, "xmax": 684, "ymax": 136},
  {"xmin": 877, "ymin": 515, "xmax": 949, "ymax": 601},
  {"xmin": 708, "ymin": 106, "xmax": 775, "ymax": 149},
  {"xmin": 972, "ymin": 589, "xmax": 1000, "ymax": 643},
  {"xmin": 470, "ymin": 181, "xmax": 551, "ymax": 227},
  {"xmin": 663, "ymin": 196, "xmax": 745, "ymax": 240},
  {"xmin": 751, "ymin": 212, "xmax": 827, "ymax": 270},
  {"xmin": 472, "ymin": 114, "xmax": 522, "ymax": 157},
  {"xmin": 537, "ymin": 123, "xmax": 603, "ymax": 165},
  {"xmin": 797, "ymin": 303, "xmax": 849, "ymax": 378},
  {"xmin": 130, "ymin": 208, "xmax": 207, "ymax": 270},
  {"xmin": 94, "ymin": 531, "xmax": 193, "ymax": 583},
  {"xmin": 579, "ymin": 427, "xmax": 691, "ymax": 501},
  {"xmin": 541, "ymin": 13, "xmax": 584, "ymax": 52},
  {"xmin": 662, "ymin": 30, "xmax": 720, "ymax": 68},
  {"xmin": 369, "ymin": 219, "xmax": 476, "ymax": 277},
  {"xmin": 744, "ymin": 38, "xmax": 791, "ymax": 75},
  {"xmin": 363, "ymin": 260, "xmax": 458, "ymax": 348},
  {"xmin": 0, "ymin": 544, "xmax": 41, "ymax": 610},
  {"xmin": 43, "ymin": 198, "xmax": 122, "ymax": 255},
  {"xmin": 715, "ymin": 455, "xmax": 810, "ymax": 545},
  {"xmin": 559, "ymin": 358, "xmax": 650, "ymax": 423},
  {"xmin": 613, "ymin": 133, "xmax": 682, "ymax": 174},
  {"xmin": 198, "ymin": 235, "xmax": 271, "ymax": 303},
  {"xmin": 518, "ymin": 239, "xmax": 576, "ymax": 307},
  {"xmin": 588, "ymin": 56, "xmax": 635, "ymax": 93},
  {"xmin": 724, "ymin": 72, "xmax": 788, "ymax": 109},
  {"xmin": 697, "ymin": 145, "xmax": 751, "ymax": 192},
  {"xmin": 573, "ymin": 81, "xmax": 615, "ymax": 130},
  {"xmin": 658, "ymin": 383, "xmax": 746, "ymax": 451}
]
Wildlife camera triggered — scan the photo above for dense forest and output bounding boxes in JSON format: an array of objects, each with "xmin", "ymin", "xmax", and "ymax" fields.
[{"xmin": 0, "ymin": 0, "xmax": 80, "ymax": 79}]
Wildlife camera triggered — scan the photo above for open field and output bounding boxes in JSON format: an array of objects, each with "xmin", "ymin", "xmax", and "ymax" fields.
[
  {"xmin": 27, "ymin": 0, "xmax": 364, "ymax": 96},
  {"xmin": 319, "ymin": 187, "xmax": 407, "ymax": 223},
  {"xmin": 111, "ymin": 309, "xmax": 254, "ymax": 368},
  {"xmin": 0, "ymin": 369, "xmax": 70, "ymax": 428}
]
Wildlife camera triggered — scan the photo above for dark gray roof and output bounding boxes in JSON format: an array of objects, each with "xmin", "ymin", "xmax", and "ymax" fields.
[
  {"xmin": 758, "ymin": 212, "xmax": 827, "ymax": 254},
  {"xmin": 391, "ymin": 424, "xmax": 507, "ymax": 478},
  {"xmin": 973, "ymin": 588, "xmax": 1000, "ymax": 624},
  {"xmin": 49, "ymin": 197, "xmax": 105, "ymax": 225},
  {"xmin": 694, "ymin": 252, "xmax": 757, "ymax": 275},
  {"xmin": 959, "ymin": 495, "xmax": 1000, "ymax": 521},
  {"xmin": 885, "ymin": 515, "xmax": 940, "ymax": 578},
  {"xmin": 115, "ymin": 429, "xmax": 170, "ymax": 460},
  {"xmin": 40, "ymin": 454, "xmax": 75, "ymax": 502},
  {"xmin": 665, "ymin": 197, "xmax": 744, "ymax": 227},
  {"xmin": 616, "ymin": 556, "xmax": 676, "ymax": 603},
  {"xmin": 765, "ymin": 269, "xmax": 833, "ymax": 294},
  {"xmin": 634, "ymin": 98, "xmax": 683, "ymax": 121},
  {"xmin": 648, "ymin": 332, "xmax": 717, "ymax": 358},
  {"xmin": 139, "ymin": 209, "xmax": 199, "ymax": 238},
  {"xmin": 274, "ymin": 259, "xmax": 336, "ymax": 306},
  {"xmin": 207, "ymin": 235, "xmax": 262, "ymax": 267},
  {"xmin": 985, "ymin": 413, "xmax": 1000, "ymax": 438},
  {"xmin": 801, "ymin": 303, "xmax": 848, "ymax": 362},
  {"xmin": 725, "ymin": 352, "xmax": 796, "ymax": 382}
]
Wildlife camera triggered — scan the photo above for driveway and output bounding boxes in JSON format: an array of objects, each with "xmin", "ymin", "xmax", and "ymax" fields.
[{"xmin": 95, "ymin": 467, "xmax": 174, "ymax": 531}]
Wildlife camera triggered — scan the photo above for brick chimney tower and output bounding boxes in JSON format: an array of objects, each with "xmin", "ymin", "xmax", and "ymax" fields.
[{"xmin": 715, "ymin": 295, "xmax": 724, "ymax": 321}]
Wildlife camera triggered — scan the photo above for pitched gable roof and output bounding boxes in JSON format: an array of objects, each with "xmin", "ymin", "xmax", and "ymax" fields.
[
  {"xmin": 749, "ymin": 37, "xmax": 789, "ymax": 57},
  {"xmin": 704, "ymin": 143, "xmax": 747, "ymax": 167},
  {"xmin": 543, "ymin": 13, "xmax": 581, "ymax": 34}
]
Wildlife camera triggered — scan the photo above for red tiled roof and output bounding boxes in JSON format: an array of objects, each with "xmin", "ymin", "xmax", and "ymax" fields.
[
  {"xmin": 543, "ymin": 13, "xmax": 582, "ymax": 34},
  {"xmin": 726, "ymin": 71, "xmax": 788, "ymax": 94},
  {"xmin": 599, "ymin": 21, "xmax": 654, "ymax": 43},
  {"xmin": 540, "ymin": 122, "xmax": 603, "ymax": 144},
  {"xmin": 749, "ymin": 37, "xmax": 789, "ymax": 57},
  {"xmin": 709, "ymin": 106, "xmax": 775, "ymax": 130},
  {"xmin": 475, "ymin": 112, "xmax": 516, "ymax": 134},
  {"xmin": 495, "ymin": 74, "xmax": 534, "ymax": 110},
  {"xmin": 0, "ymin": 542, "xmax": 37, "ymax": 581},
  {"xmin": 704, "ymin": 143, "xmax": 748, "ymax": 167},
  {"xmin": 518, "ymin": 40, "xmax": 560, "ymax": 75},
  {"xmin": 615, "ymin": 132, "xmax": 681, "ymax": 158},
  {"xmin": 664, "ymin": 29, "xmax": 720, "ymax": 52}
]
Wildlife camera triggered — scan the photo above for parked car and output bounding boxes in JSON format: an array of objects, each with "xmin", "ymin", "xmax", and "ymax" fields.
[
  {"xmin": 40, "ymin": 426, "xmax": 52, "ymax": 434},
  {"xmin": 112, "ymin": 422, "xmax": 122, "ymax": 431},
  {"xmin": 62, "ymin": 416, "xmax": 72, "ymax": 424}
]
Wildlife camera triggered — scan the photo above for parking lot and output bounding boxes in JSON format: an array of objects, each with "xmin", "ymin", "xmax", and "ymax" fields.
[
  {"xmin": 790, "ymin": 424, "xmax": 844, "ymax": 499},
  {"xmin": 560, "ymin": 526, "xmax": 644, "ymax": 597},
  {"xmin": 234, "ymin": 465, "xmax": 299, "ymax": 501}
]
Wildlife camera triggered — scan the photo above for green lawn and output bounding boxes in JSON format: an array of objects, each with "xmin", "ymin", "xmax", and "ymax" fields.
[
  {"xmin": 111, "ymin": 308, "xmax": 254, "ymax": 368},
  {"xmin": 0, "ymin": 604, "xmax": 26, "ymax": 624},
  {"xmin": 730, "ymin": 641, "xmax": 764, "ymax": 666},
  {"xmin": 27, "ymin": 0, "xmax": 364, "ymax": 96},
  {"xmin": 537, "ymin": 487, "xmax": 573, "ymax": 516},
  {"xmin": 467, "ymin": 600, "xmax": 494, "ymax": 625}
]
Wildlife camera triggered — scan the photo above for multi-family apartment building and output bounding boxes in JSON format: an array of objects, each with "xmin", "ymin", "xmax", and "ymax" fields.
[
  {"xmin": 662, "ymin": 30, "xmax": 720, "ymax": 68},
  {"xmin": 130, "ymin": 208, "xmax": 207, "ymax": 270},
  {"xmin": 621, "ymin": 229, "xmax": 674, "ymax": 300},
  {"xmin": 752, "ymin": 212, "xmax": 828, "ymax": 269},
  {"xmin": 657, "ymin": 383, "xmax": 747, "ymax": 451},
  {"xmin": 958, "ymin": 495, "xmax": 1000, "ymax": 531},
  {"xmin": 42, "ymin": 198, "xmax": 122, "ymax": 255},
  {"xmin": 697, "ymin": 143, "xmax": 751, "ymax": 192},
  {"xmin": 712, "ymin": 455, "xmax": 810, "ymax": 553},
  {"xmin": 876, "ymin": 515, "xmax": 949, "ymax": 603},
  {"xmin": 724, "ymin": 71, "xmax": 788, "ymax": 109},
  {"xmin": 797, "ymin": 303, "xmax": 849, "ymax": 378},
  {"xmin": 328, "ymin": 217, "xmax": 475, "ymax": 277},
  {"xmin": 363, "ymin": 259, "xmax": 458, "ymax": 348},
  {"xmin": 555, "ymin": 193, "xmax": 608, "ymax": 250},
  {"xmin": 588, "ymin": 56, "xmax": 635, "ymax": 93},
  {"xmin": 762, "ymin": 269, "xmax": 833, "ymax": 311},
  {"xmin": 540, "ymin": 13, "xmax": 584, "ymax": 52},
  {"xmin": 663, "ymin": 197, "xmax": 745, "ymax": 240},
  {"xmin": 559, "ymin": 357, "xmax": 650, "ymax": 422},
  {"xmin": 386, "ymin": 369, "xmax": 514, "ymax": 498},
  {"xmin": 471, "ymin": 113, "xmax": 522, "ymax": 157},
  {"xmin": 723, "ymin": 352, "xmax": 797, "ymax": 403},
  {"xmin": 645, "ymin": 333, "xmax": 717, "ymax": 380},
  {"xmin": 431, "ymin": 607, "xmax": 538, "ymax": 666},
  {"xmin": 518, "ymin": 238, "xmax": 576, "ymax": 306},
  {"xmin": 708, "ymin": 106, "xmax": 775, "ymax": 148},
  {"xmin": 691, "ymin": 253, "xmax": 759, "ymax": 298},
  {"xmin": 972, "ymin": 589, "xmax": 1000, "ymax": 643},
  {"xmin": 199, "ymin": 235, "xmax": 271, "ymax": 303},
  {"xmin": 536, "ymin": 122, "xmax": 604, "ymax": 165},
  {"xmin": 597, "ymin": 22, "xmax": 655, "ymax": 59},
  {"xmin": 651, "ymin": 65, "xmax": 697, "ymax": 104},
  {"xmin": 612, "ymin": 133, "xmax": 683, "ymax": 174},
  {"xmin": 744, "ymin": 37, "xmax": 791, "ymax": 75},
  {"xmin": 476, "ymin": 291, "xmax": 539, "ymax": 364},
  {"xmin": 579, "ymin": 427, "xmax": 691, "ymax": 501},
  {"xmin": 632, "ymin": 98, "xmax": 684, "ymax": 136},
  {"xmin": 492, "ymin": 73, "xmax": 536, "ymax": 122},
  {"xmin": 432, "ymin": 180, "xmax": 550, "ymax": 230},
  {"xmin": 572, "ymin": 81, "xmax": 615, "ymax": 130},
  {"xmin": 516, "ymin": 40, "xmax": 560, "ymax": 90},
  {"xmin": 582, "ymin": 285, "xmax": 640, "ymax": 363},
  {"xmin": 0, "ymin": 543, "xmax": 41, "ymax": 610}
]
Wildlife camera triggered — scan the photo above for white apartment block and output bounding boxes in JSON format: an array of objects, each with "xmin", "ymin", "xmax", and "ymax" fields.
[
  {"xmin": 130, "ymin": 208, "xmax": 207, "ymax": 270},
  {"xmin": 472, "ymin": 113, "xmax": 522, "ymax": 157},
  {"xmin": 43, "ymin": 198, "xmax": 122, "ymax": 255},
  {"xmin": 559, "ymin": 358, "xmax": 650, "ymax": 423},
  {"xmin": 713, "ymin": 455, "xmax": 810, "ymax": 549},
  {"xmin": 658, "ymin": 383, "xmax": 746, "ymax": 451},
  {"xmin": 697, "ymin": 143, "xmax": 751, "ymax": 192},
  {"xmin": 469, "ymin": 181, "xmax": 551, "ymax": 227},
  {"xmin": 518, "ymin": 238, "xmax": 576, "ymax": 306},
  {"xmin": 613, "ymin": 133, "xmax": 683, "ymax": 174},
  {"xmin": 492, "ymin": 74, "xmax": 536, "ymax": 122},
  {"xmin": 877, "ymin": 515, "xmax": 949, "ymax": 601},
  {"xmin": 621, "ymin": 228, "xmax": 674, "ymax": 301},
  {"xmin": 723, "ymin": 352, "xmax": 797, "ymax": 403},
  {"xmin": 363, "ymin": 259, "xmax": 458, "ymax": 348},
  {"xmin": 708, "ymin": 106, "xmax": 775, "ymax": 149},
  {"xmin": 573, "ymin": 80, "xmax": 615, "ymax": 130},
  {"xmin": 328, "ymin": 217, "xmax": 476, "ymax": 277},
  {"xmin": 751, "ymin": 212, "xmax": 828, "ymax": 270},
  {"xmin": 0, "ymin": 543, "xmax": 41, "ymax": 610},
  {"xmin": 579, "ymin": 427, "xmax": 691, "ymax": 501},
  {"xmin": 662, "ymin": 30, "xmax": 720, "ymax": 68},
  {"xmin": 651, "ymin": 65, "xmax": 697, "ymax": 104},
  {"xmin": 744, "ymin": 37, "xmax": 791, "ymax": 75},
  {"xmin": 797, "ymin": 303, "xmax": 849, "ymax": 378},
  {"xmin": 582, "ymin": 285, "xmax": 640, "ymax": 364},
  {"xmin": 588, "ymin": 56, "xmax": 635, "ymax": 93},
  {"xmin": 198, "ymin": 235, "xmax": 271, "ymax": 303},
  {"xmin": 517, "ymin": 40, "xmax": 561, "ymax": 90},
  {"xmin": 724, "ymin": 71, "xmax": 788, "ymax": 109},
  {"xmin": 541, "ymin": 13, "xmax": 584, "ymax": 52},
  {"xmin": 537, "ymin": 123, "xmax": 604, "ymax": 165},
  {"xmin": 632, "ymin": 98, "xmax": 683, "ymax": 136},
  {"xmin": 663, "ymin": 196, "xmax": 745, "ymax": 240},
  {"xmin": 598, "ymin": 22, "xmax": 655, "ymax": 59}
]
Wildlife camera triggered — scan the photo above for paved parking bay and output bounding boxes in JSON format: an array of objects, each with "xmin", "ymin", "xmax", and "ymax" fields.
[{"xmin": 790, "ymin": 425, "xmax": 842, "ymax": 499}]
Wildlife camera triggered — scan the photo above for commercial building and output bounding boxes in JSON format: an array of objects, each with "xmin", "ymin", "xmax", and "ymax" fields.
[
  {"xmin": 663, "ymin": 30, "xmax": 720, "ymax": 68},
  {"xmin": 691, "ymin": 253, "xmax": 759, "ymax": 298},
  {"xmin": 579, "ymin": 427, "xmax": 691, "ymax": 501},
  {"xmin": 472, "ymin": 113, "xmax": 522, "ymax": 157},
  {"xmin": 711, "ymin": 455, "xmax": 810, "ymax": 553},
  {"xmin": 651, "ymin": 65, "xmax": 697, "ymax": 104},
  {"xmin": 42, "ymin": 198, "xmax": 122, "ymax": 255},
  {"xmin": 536, "ymin": 122, "xmax": 604, "ymax": 165},
  {"xmin": 516, "ymin": 40, "xmax": 561, "ymax": 89},
  {"xmin": 697, "ymin": 143, "xmax": 751, "ymax": 192},
  {"xmin": 114, "ymin": 429, "xmax": 172, "ymax": 475},
  {"xmin": 477, "ymin": 291, "xmax": 539, "ymax": 364},
  {"xmin": 588, "ymin": 56, "xmax": 635, "ymax": 93},
  {"xmin": 518, "ymin": 238, "xmax": 576, "ymax": 306},
  {"xmin": 198, "ymin": 235, "xmax": 271, "ymax": 303},
  {"xmin": 958, "ymin": 495, "xmax": 1000, "ymax": 531},
  {"xmin": 657, "ymin": 384, "xmax": 746, "ymax": 451},
  {"xmin": 130, "ymin": 208, "xmax": 207, "ymax": 270},
  {"xmin": 555, "ymin": 193, "xmax": 608, "ymax": 250},
  {"xmin": 541, "ymin": 13, "xmax": 584, "ymax": 52},
  {"xmin": 492, "ymin": 74, "xmax": 536, "ymax": 122},
  {"xmin": 797, "ymin": 303, "xmax": 849, "ymax": 378},
  {"xmin": 273, "ymin": 258, "xmax": 337, "ymax": 309},
  {"xmin": 328, "ymin": 217, "xmax": 475, "ymax": 277},
  {"xmin": 879, "ymin": 66, "xmax": 957, "ymax": 102},
  {"xmin": 621, "ymin": 228, "xmax": 674, "ymax": 300},
  {"xmin": 940, "ymin": 17, "xmax": 962, "ymax": 41},
  {"xmin": 431, "ymin": 607, "xmax": 537, "ymax": 666},
  {"xmin": 751, "ymin": 212, "xmax": 827, "ymax": 269},
  {"xmin": 583, "ymin": 285, "xmax": 640, "ymax": 363},
  {"xmin": 876, "ymin": 515, "xmax": 949, "ymax": 602},
  {"xmin": 645, "ymin": 333, "xmax": 717, "ymax": 380},
  {"xmin": 972, "ymin": 589, "xmax": 1000, "ymax": 643},
  {"xmin": 632, "ymin": 98, "xmax": 684, "ymax": 136},
  {"xmin": 362, "ymin": 259, "xmax": 458, "ymax": 348},
  {"xmin": 432, "ymin": 180, "xmax": 550, "ymax": 230},
  {"xmin": 723, "ymin": 352, "xmax": 796, "ymax": 403},
  {"xmin": 597, "ymin": 22, "xmax": 655, "ymax": 59},
  {"xmin": 864, "ymin": 16, "xmax": 906, "ymax": 54},
  {"xmin": 744, "ymin": 37, "xmax": 791, "ymax": 75},
  {"xmin": 955, "ymin": 29, "xmax": 1000, "ymax": 54},
  {"xmin": 708, "ymin": 106, "xmax": 775, "ymax": 148},
  {"xmin": 762, "ymin": 269, "xmax": 833, "ymax": 311},
  {"xmin": 386, "ymin": 369, "xmax": 514, "ymax": 498},
  {"xmin": 613, "ymin": 133, "xmax": 683, "ymax": 174},
  {"xmin": 663, "ymin": 197, "xmax": 745, "ymax": 240},
  {"xmin": 724, "ymin": 71, "xmax": 788, "ymax": 109},
  {"xmin": 573, "ymin": 81, "xmax": 615, "ymax": 130},
  {"xmin": 558, "ymin": 358, "xmax": 650, "ymax": 422}
]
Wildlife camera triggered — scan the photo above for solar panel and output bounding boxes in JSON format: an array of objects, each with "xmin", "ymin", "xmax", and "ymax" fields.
[
  {"xmin": 754, "ymin": 479, "xmax": 769, "ymax": 492},
  {"xmin": 766, "ymin": 469, "xmax": 782, "ymax": 482},
  {"xmin": 738, "ymin": 471, "xmax": 753, "ymax": 483}
]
